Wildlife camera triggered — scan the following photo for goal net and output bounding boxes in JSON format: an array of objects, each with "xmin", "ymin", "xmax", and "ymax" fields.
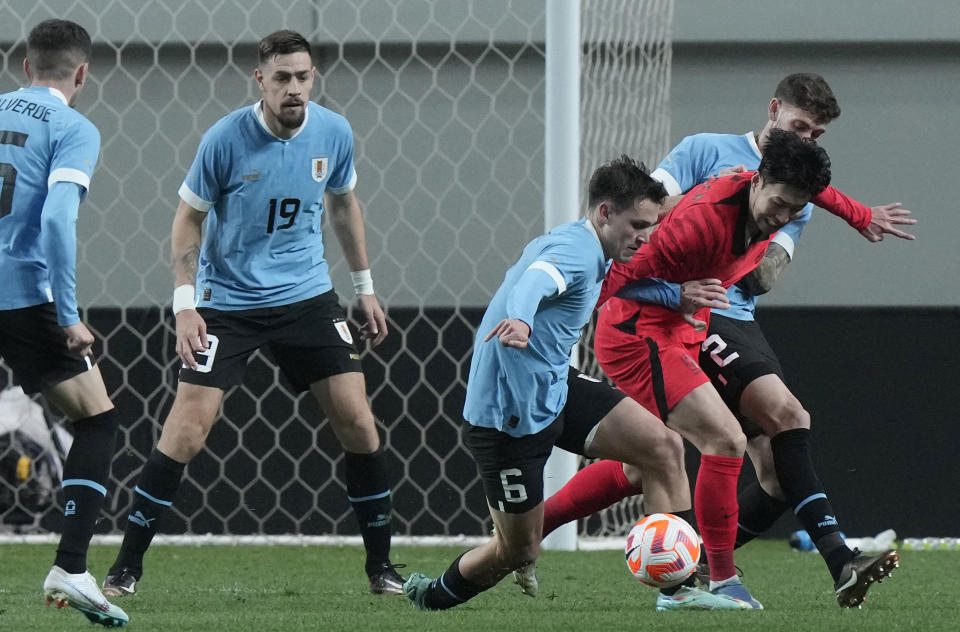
[
  {"xmin": 578, "ymin": 0, "xmax": 673, "ymax": 537},
  {"xmin": 0, "ymin": 0, "xmax": 671, "ymax": 542}
]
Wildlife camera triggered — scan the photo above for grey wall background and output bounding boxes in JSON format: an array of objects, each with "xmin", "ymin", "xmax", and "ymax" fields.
[
  {"xmin": 1, "ymin": 0, "xmax": 957, "ymax": 308},
  {"xmin": 670, "ymin": 1, "xmax": 959, "ymax": 307}
]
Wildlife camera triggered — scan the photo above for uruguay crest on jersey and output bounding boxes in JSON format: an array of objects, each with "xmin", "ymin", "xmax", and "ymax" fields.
[{"xmin": 312, "ymin": 156, "xmax": 328, "ymax": 182}]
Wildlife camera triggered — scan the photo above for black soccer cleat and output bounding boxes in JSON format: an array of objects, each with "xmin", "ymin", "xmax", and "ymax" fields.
[
  {"xmin": 834, "ymin": 548, "xmax": 899, "ymax": 608},
  {"xmin": 694, "ymin": 558, "xmax": 710, "ymax": 587},
  {"xmin": 369, "ymin": 562, "xmax": 407, "ymax": 595},
  {"xmin": 102, "ymin": 568, "xmax": 139, "ymax": 598}
]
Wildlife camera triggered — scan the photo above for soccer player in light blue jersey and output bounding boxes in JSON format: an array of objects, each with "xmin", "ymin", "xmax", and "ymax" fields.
[
  {"xmin": 103, "ymin": 30, "xmax": 404, "ymax": 598},
  {"xmin": 0, "ymin": 19, "xmax": 129, "ymax": 627},
  {"xmin": 404, "ymin": 157, "xmax": 750, "ymax": 612}
]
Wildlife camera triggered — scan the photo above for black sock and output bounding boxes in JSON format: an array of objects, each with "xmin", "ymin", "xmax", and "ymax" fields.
[
  {"xmin": 110, "ymin": 449, "xmax": 185, "ymax": 577},
  {"xmin": 771, "ymin": 428, "xmax": 852, "ymax": 581},
  {"xmin": 735, "ymin": 481, "xmax": 788, "ymax": 548},
  {"xmin": 55, "ymin": 410, "xmax": 119, "ymax": 573},
  {"xmin": 422, "ymin": 553, "xmax": 488, "ymax": 610},
  {"xmin": 659, "ymin": 508, "xmax": 698, "ymax": 596},
  {"xmin": 673, "ymin": 508, "xmax": 697, "ymax": 533},
  {"xmin": 344, "ymin": 448, "xmax": 394, "ymax": 576}
]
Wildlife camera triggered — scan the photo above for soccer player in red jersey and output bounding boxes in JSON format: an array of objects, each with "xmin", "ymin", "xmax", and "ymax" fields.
[
  {"xmin": 593, "ymin": 129, "xmax": 833, "ymax": 609},
  {"xmin": 542, "ymin": 75, "xmax": 908, "ymax": 609}
]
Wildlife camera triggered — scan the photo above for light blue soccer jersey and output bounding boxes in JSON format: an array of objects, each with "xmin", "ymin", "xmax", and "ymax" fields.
[
  {"xmin": 179, "ymin": 101, "xmax": 357, "ymax": 310},
  {"xmin": 651, "ymin": 132, "xmax": 810, "ymax": 320},
  {"xmin": 463, "ymin": 218, "xmax": 607, "ymax": 437},
  {"xmin": 0, "ymin": 86, "xmax": 99, "ymax": 326}
]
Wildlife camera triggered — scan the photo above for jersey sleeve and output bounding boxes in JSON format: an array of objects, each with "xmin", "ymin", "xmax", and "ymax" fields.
[
  {"xmin": 48, "ymin": 118, "xmax": 100, "ymax": 198},
  {"xmin": 179, "ymin": 127, "xmax": 229, "ymax": 212},
  {"xmin": 507, "ymin": 241, "xmax": 583, "ymax": 328},
  {"xmin": 326, "ymin": 116, "xmax": 357, "ymax": 195},
  {"xmin": 39, "ymin": 181, "xmax": 84, "ymax": 325},
  {"xmin": 650, "ymin": 134, "xmax": 708, "ymax": 196},
  {"xmin": 811, "ymin": 186, "xmax": 871, "ymax": 231},
  {"xmin": 614, "ymin": 277, "xmax": 682, "ymax": 309}
]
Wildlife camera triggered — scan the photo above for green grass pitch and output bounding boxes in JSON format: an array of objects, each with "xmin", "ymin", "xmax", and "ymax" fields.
[{"xmin": 0, "ymin": 541, "xmax": 952, "ymax": 631}]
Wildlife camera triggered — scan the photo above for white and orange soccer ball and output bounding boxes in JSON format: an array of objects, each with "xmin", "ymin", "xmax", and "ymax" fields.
[{"xmin": 625, "ymin": 513, "xmax": 701, "ymax": 588}]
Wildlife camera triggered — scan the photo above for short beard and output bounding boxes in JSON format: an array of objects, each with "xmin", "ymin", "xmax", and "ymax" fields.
[{"xmin": 276, "ymin": 110, "xmax": 305, "ymax": 130}]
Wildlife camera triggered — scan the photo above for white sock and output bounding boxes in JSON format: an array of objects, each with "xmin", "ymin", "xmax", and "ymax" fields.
[{"xmin": 709, "ymin": 574, "xmax": 740, "ymax": 591}]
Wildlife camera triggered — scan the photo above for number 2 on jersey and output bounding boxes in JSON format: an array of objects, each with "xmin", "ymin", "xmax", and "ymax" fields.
[{"xmin": 266, "ymin": 197, "xmax": 300, "ymax": 233}]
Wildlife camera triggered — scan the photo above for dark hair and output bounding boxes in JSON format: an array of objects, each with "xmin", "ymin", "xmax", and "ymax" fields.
[
  {"xmin": 757, "ymin": 128, "xmax": 831, "ymax": 196},
  {"xmin": 588, "ymin": 155, "xmax": 666, "ymax": 212},
  {"xmin": 258, "ymin": 30, "xmax": 312, "ymax": 65},
  {"xmin": 774, "ymin": 73, "xmax": 841, "ymax": 124},
  {"xmin": 26, "ymin": 19, "xmax": 91, "ymax": 81}
]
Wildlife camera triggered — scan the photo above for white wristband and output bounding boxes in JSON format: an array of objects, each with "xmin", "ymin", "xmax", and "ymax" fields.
[
  {"xmin": 172, "ymin": 284, "xmax": 196, "ymax": 314},
  {"xmin": 350, "ymin": 269, "xmax": 374, "ymax": 296}
]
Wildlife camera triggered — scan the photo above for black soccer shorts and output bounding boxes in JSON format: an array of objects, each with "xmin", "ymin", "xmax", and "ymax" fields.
[
  {"xmin": 699, "ymin": 312, "xmax": 785, "ymax": 419},
  {"xmin": 464, "ymin": 367, "xmax": 626, "ymax": 514},
  {"xmin": 179, "ymin": 290, "xmax": 363, "ymax": 392},
  {"xmin": 0, "ymin": 303, "xmax": 96, "ymax": 394}
]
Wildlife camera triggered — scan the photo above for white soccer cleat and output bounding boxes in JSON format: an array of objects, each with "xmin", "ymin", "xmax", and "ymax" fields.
[
  {"xmin": 513, "ymin": 562, "xmax": 540, "ymax": 597},
  {"xmin": 43, "ymin": 565, "xmax": 129, "ymax": 627}
]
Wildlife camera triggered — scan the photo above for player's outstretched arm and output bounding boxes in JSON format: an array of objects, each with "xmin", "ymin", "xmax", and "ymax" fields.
[
  {"xmin": 812, "ymin": 187, "xmax": 917, "ymax": 241},
  {"xmin": 858, "ymin": 202, "xmax": 917, "ymax": 242},
  {"xmin": 325, "ymin": 190, "xmax": 388, "ymax": 346},
  {"xmin": 171, "ymin": 199, "xmax": 208, "ymax": 369}
]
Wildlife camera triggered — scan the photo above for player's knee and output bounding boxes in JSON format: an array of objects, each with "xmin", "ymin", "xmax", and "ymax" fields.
[
  {"xmin": 643, "ymin": 430, "xmax": 686, "ymax": 479},
  {"xmin": 714, "ymin": 424, "xmax": 747, "ymax": 455},
  {"xmin": 769, "ymin": 399, "xmax": 810, "ymax": 432},
  {"xmin": 160, "ymin": 415, "xmax": 209, "ymax": 461},
  {"xmin": 332, "ymin": 409, "xmax": 380, "ymax": 452}
]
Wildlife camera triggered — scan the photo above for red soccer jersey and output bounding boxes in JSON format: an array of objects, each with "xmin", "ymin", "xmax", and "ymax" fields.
[{"xmin": 599, "ymin": 172, "xmax": 772, "ymax": 345}]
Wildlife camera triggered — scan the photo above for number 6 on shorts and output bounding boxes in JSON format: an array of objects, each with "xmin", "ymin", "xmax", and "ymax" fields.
[{"xmin": 500, "ymin": 468, "xmax": 528, "ymax": 504}]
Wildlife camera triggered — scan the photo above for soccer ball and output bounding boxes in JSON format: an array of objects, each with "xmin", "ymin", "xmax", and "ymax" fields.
[{"xmin": 625, "ymin": 513, "xmax": 700, "ymax": 588}]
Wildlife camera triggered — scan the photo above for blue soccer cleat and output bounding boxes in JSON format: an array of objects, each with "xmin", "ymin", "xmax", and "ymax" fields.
[
  {"xmin": 711, "ymin": 579, "xmax": 763, "ymax": 610},
  {"xmin": 655, "ymin": 585, "xmax": 751, "ymax": 611}
]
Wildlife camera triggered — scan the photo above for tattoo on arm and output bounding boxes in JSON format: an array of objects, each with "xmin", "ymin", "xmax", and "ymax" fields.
[
  {"xmin": 737, "ymin": 242, "xmax": 790, "ymax": 296},
  {"xmin": 174, "ymin": 244, "xmax": 200, "ymax": 284}
]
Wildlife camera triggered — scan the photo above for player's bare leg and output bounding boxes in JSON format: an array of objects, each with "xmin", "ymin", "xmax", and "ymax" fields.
[
  {"xmin": 665, "ymin": 384, "xmax": 761, "ymax": 609},
  {"xmin": 312, "ymin": 372, "xmax": 404, "ymax": 594},
  {"xmin": 406, "ymin": 503, "xmax": 542, "ymax": 610},
  {"xmin": 104, "ymin": 383, "xmax": 222, "ymax": 597},
  {"xmin": 587, "ymin": 397, "xmax": 689, "ymax": 513}
]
